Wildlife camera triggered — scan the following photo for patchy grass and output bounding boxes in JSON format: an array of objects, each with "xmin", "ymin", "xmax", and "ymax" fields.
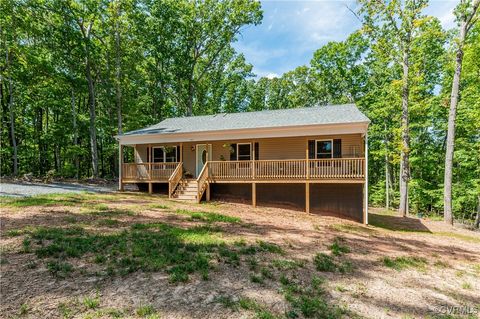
[
  {"xmin": 461, "ymin": 282, "xmax": 472, "ymax": 290},
  {"xmin": 271, "ymin": 258, "xmax": 305, "ymax": 271},
  {"xmin": 18, "ymin": 222, "xmax": 282, "ymax": 283},
  {"xmin": 46, "ymin": 260, "xmax": 74, "ymax": 278},
  {"xmin": 313, "ymin": 253, "xmax": 337, "ymax": 272},
  {"xmin": 135, "ymin": 304, "xmax": 156, "ymax": 317},
  {"xmin": 313, "ymin": 253, "xmax": 353, "ymax": 274},
  {"xmin": 149, "ymin": 203, "xmax": 170, "ymax": 209},
  {"xmin": 329, "ymin": 223, "xmax": 378, "ymax": 235},
  {"xmin": 280, "ymin": 275, "xmax": 347, "ymax": 318},
  {"xmin": 0, "ymin": 192, "xmax": 118, "ymax": 209},
  {"xmin": 238, "ymin": 297, "xmax": 279, "ymax": 319},
  {"xmin": 433, "ymin": 232, "xmax": 480, "ymax": 244},
  {"xmin": 214, "ymin": 295, "xmax": 239, "ymax": 311},
  {"xmin": 87, "ymin": 208, "xmax": 136, "ymax": 217},
  {"xmin": 82, "ymin": 295, "xmax": 100, "ymax": 309},
  {"xmin": 382, "ymin": 256, "xmax": 428, "ymax": 271},
  {"xmin": 175, "ymin": 209, "xmax": 241, "ymax": 224},
  {"xmin": 96, "ymin": 218, "xmax": 121, "ymax": 227},
  {"xmin": 329, "ymin": 237, "xmax": 350, "ymax": 256}
]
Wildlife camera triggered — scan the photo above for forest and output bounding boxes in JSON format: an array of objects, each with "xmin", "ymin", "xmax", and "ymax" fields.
[{"xmin": 1, "ymin": 0, "xmax": 479, "ymax": 224}]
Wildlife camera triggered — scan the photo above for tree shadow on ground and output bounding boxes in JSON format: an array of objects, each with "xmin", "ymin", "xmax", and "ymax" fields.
[{"xmin": 369, "ymin": 213, "xmax": 432, "ymax": 233}]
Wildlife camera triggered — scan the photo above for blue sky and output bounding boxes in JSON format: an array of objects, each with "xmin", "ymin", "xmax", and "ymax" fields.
[{"xmin": 233, "ymin": 0, "xmax": 458, "ymax": 78}]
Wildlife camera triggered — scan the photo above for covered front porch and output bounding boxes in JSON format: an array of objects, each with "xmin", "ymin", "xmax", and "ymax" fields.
[{"xmin": 118, "ymin": 134, "xmax": 368, "ymax": 222}]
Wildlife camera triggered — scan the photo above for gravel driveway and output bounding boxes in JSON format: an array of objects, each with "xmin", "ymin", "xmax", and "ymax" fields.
[{"xmin": 0, "ymin": 182, "xmax": 116, "ymax": 197}]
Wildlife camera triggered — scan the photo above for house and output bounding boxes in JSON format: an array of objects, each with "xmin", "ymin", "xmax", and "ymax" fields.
[{"xmin": 116, "ymin": 104, "xmax": 370, "ymax": 223}]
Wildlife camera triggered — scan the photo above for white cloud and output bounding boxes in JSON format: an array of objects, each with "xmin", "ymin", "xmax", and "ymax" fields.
[
  {"xmin": 265, "ymin": 72, "xmax": 280, "ymax": 79},
  {"xmin": 235, "ymin": 0, "xmax": 459, "ymax": 78}
]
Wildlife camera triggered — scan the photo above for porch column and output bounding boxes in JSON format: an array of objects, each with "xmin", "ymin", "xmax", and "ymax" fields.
[
  {"xmin": 148, "ymin": 144, "xmax": 152, "ymax": 195},
  {"xmin": 364, "ymin": 132, "xmax": 369, "ymax": 225},
  {"xmin": 252, "ymin": 140, "xmax": 255, "ymax": 179},
  {"xmin": 252, "ymin": 182, "xmax": 256, "ymax": 208},
  {"xmin": 118, "ymin": 144, "xmax": 123, "ymax": 191},
  {"xmin": 180, "ymin": 143, "xmax": 183, "ymax": 162},
  {"xmin": 305, "ymin": 182, "xmax": 310, "ymax": 214},
  {"xmin": 305, "ymin": 140, "xmax": 310, "ymax": 214}
]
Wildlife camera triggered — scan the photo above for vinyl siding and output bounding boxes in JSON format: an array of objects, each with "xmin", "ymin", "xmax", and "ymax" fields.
[{"xmin": 133, "ymin": 134, "xmax": 364, "ymax": 177}]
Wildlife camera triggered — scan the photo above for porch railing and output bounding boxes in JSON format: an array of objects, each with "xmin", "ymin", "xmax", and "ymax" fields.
[
  {"xmin": 196, "ymin": 163, "xmax": 210, "ymax": 203},
  {"xmin": 122, "ymin": 158, "xmax": 365, "ymax": 183},
  {"xmin": 168, "ymin": 162, "xmax": 183, "ymax": 198},
  {"xmin": 208, "ymin": 158, "xmax": 365, "ymax": 181},
  {"xmin": 122, "ymin": 162, "xmax": 179, "ymax": 181}
]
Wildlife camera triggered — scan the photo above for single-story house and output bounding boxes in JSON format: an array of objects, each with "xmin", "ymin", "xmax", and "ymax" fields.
[{"xmin": 116, "ymin": 104, "xmax": 370, "ymax": 223}]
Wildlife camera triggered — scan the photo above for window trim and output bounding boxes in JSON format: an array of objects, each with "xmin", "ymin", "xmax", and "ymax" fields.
[
  {"xmin": 315, "ymin": 139, "xmax": 333, "ymax": 159},
  {"xmin": 237, "ymin": 143, "xmax": 252, "ymax": 161},
  {"xmin": 151, "ymin": 146, "xmax": 177, "ymax": 163}
]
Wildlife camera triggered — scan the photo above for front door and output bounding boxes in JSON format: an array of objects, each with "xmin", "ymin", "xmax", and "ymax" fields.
[{"xmin": 196, "ymin": 144, "xmax": 210, "ymax": 177}]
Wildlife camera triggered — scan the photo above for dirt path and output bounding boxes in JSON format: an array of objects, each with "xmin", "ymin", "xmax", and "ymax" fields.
[{"xmin": 1, "ymin": 193, "xmax": 479, "ymax": 318}]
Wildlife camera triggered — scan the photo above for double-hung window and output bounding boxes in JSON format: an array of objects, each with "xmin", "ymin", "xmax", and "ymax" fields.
[
  {"xmin": 316, "ymin": 140, "xmax": 333, "ymax": 159},
  {"xmin": 237, "ymin": 143, "xmax": 251, "ymax": 161},
  {"xmin": 152, "ymin": 146, "xmax": 177, "ymax": 163}
]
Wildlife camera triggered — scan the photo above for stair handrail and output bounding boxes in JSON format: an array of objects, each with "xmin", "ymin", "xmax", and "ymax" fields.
[
  {"xmin": 196, "ymin": 161, "xmax": 209, "ymax": 203},
  {"xmin": 168, "ymin": 162, "xmax": 183, "ymax": 198}
]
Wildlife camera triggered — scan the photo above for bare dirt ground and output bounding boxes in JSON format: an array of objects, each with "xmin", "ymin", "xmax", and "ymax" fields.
[{"xmin": 1, "ymin": 192, "xmax": 479, "ymax": 319}]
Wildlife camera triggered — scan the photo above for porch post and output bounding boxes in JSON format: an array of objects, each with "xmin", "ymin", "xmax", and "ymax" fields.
[
  {"xmin": 118, "ymin": 144, "xmax": 123, "ymax": 191},
  {"xmin": 305, "ymin": 182, "xmax": 310, "ymax": 214},
  {"xmin": 364, "ymin": 132, "xmax": 369, "ymax": 225},
  {"xmin": 148, "ymin": 144, "xmax": 152, "ymax": 195},
  {"xmin": 252, "ymin": 182, "xmax": 256, "ymax": 208},
  {"xmin": 180, "ymin": 143, "xmax": 183, "ymax": 162},
  {"xmin": 148, "ymin": 143, "xmax": 152, "ymax": 180},
  {"xmin": 252, "ymin": 140, "xmax": 255, "ymax": 180},
  {"xmin": 305, "ymin": 140, "xmax": 310, "ymax": 214}
]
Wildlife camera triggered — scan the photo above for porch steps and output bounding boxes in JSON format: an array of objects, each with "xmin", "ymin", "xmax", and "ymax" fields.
[{"xmin": 173, "ymin": 179, "xmax": 198, "ymax": 201}]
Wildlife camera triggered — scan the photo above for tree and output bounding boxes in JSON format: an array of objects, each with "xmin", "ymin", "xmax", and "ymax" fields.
[
  {"xmin": 358, "ymin": 0, "xmax": 428, "ymax": 216},
  {"xmin": 443, "ymin": 0, "xmax": 480, "ymax": 225}
]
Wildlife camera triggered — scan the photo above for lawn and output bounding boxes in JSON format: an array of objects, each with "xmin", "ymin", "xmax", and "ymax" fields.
[{"xmin": 1, "ymin": 193, "xmax": 479, "ymax": 319}]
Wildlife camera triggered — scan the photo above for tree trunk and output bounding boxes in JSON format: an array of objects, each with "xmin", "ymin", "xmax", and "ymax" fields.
[
  {"xmin": 187, "ymin": 77, "xmax": 194, "ymax": 116},
  {"xmin": 115, "ymin": 7, "xmax": 123, "ymax": 135},
  {"xmin": 85, "ymin": 52, "xmax": 99, "ymax": 178},
  {"xmin": 444, "ymin": 22, "xmax": 468, "ymax": 225},
  {"xmin": 385, "ymin": 151, "xmax": 390, "ymax": 211},
  {"xmin": 8, "ymin": 77, "xmax": 18, "ymax": 176},
  {"xmin": 474, "ymin": 195, "xmax": 480, "ymax": 229},
  {"xmin": 399, "ymin": 47, "xmax": 410, "ymax": 217},
  {"xmin": 71, "ymin": 88, "xmax": 79, "ymax": 179}
]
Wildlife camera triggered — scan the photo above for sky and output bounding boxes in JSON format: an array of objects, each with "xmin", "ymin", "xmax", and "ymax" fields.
[{"xmin": 233, "ymin": 0, "xmax": 458, "ymax": 79}]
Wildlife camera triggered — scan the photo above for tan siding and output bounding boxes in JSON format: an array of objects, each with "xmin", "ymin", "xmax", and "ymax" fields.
[{"xmin": 133, "ymin": 134, "xmax": 364, "ymax": 176}]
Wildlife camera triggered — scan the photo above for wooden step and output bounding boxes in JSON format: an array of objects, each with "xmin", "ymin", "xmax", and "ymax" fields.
[
  {"xmin": 176, "ymin": 194, "xmax": 197, "ymax": 200},
  {"xmin": 176, "ymin": 190, "xmax": 197, "ymax": 195}
]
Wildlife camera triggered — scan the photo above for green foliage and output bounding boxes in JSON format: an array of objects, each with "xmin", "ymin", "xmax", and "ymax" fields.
[
  {"xmin": 313, "ymin": 253, "xmax": 337, "ymax": 272},
  {"xmin": 47, "ymin": 261, "xmax": 74, "ymax": 278},
  {"xmin": 1, "ymin": 0, "xmax": 479, "ymax": 224},
  {"xmin": 175, "ymin": 209, "xmax": 241, "ymax": 224},
  {"xmin": 329, "ymin": 237, "xmax": 350, "ymax": 256},
  {"xmin": 280, "ymin": 275, "xmax": 345, "ymax": 319},
  {"xmin": 382, "ymin": 256, "xmax": 428, "ymax": 271},
  {"xmin": 135, "ymin": 304, "xmax": 156, "ymax": 317}
]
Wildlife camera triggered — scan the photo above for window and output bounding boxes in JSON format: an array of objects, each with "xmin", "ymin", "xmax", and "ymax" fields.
[
  {"xmin": 152, "ymin": 146, "xmax": 177, "ymax": 163},
  {"xmin": 316, "ymin": 140, "xmax": 332, "ymax": 159},
  {"xmin": 237, "ymin": 143, "xmax": 251, "ymax": 161},
  {"xmin": 165, "ymin": 147, "xmax": 177, "ymax": 162},
  {"xmin": 152, "ymin": 147, "xmax": 164, "ymax": 163}
]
